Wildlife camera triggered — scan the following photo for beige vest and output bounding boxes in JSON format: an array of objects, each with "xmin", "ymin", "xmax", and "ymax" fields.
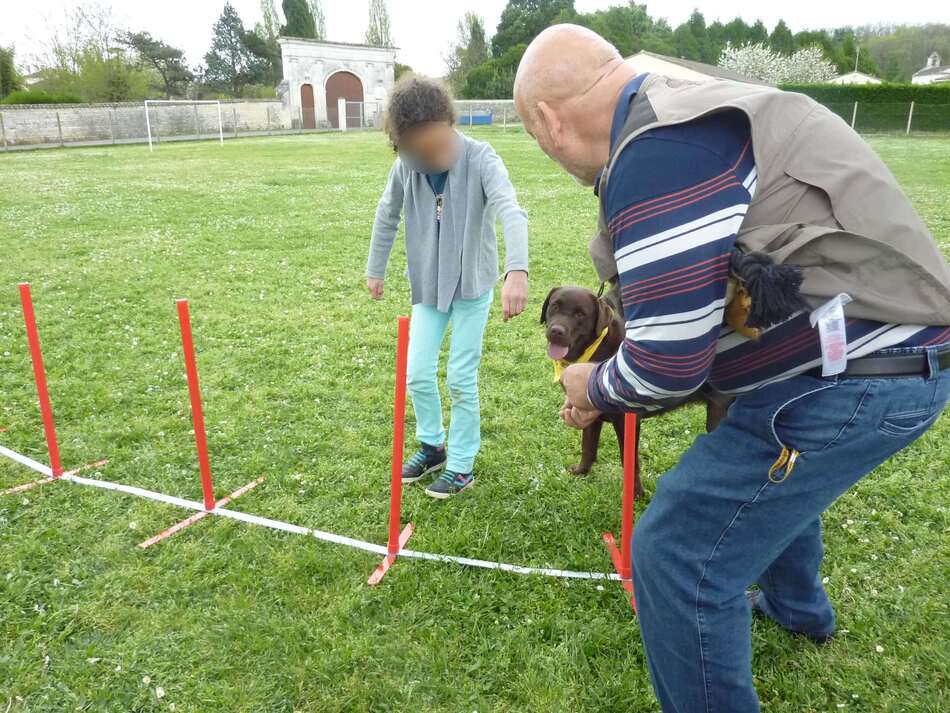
[{"xmin": 590, "ymin": 74, "xmax": 950, "ymax": 326}]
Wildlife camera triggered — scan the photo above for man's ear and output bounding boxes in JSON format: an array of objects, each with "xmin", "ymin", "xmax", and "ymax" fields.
[
  {"xmin": 540, "ymin": 287, "xmax": 557, "ymax": 324},
  {"xmin": 595, "ymin": 296, "xmax": 614, "ymax": 334},
  {"xmin": 536, "ymin": 100, "xmax": 562, "ymax": 148}
]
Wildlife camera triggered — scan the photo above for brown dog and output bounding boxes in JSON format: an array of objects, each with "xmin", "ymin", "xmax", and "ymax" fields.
[{"xmin": 541, "ymin": 285, "xmax": 732, "ymax": 497}]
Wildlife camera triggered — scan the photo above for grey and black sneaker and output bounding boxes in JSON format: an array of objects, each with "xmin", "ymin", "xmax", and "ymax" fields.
[
  {"xmin": 424, "ymin": 469, "xmax": 474, "ymax": 499},
  {"xmin": 402, "ymin": 443, "xmax": 446, "ymax": 484}
]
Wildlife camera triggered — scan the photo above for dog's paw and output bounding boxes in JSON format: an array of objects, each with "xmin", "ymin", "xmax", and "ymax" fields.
[{"xmin": 568, "ymin": 463, "xmax": 592, "ymax": 476}]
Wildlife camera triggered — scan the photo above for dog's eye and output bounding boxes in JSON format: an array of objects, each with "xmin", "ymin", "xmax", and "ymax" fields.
[{"xmin": 574, "ymin": 310, "xmax": 585, "ymax": 318}]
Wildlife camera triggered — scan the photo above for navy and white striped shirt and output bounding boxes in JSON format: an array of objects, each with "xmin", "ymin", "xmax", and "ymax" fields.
[{"xmin": 588, "ymin": 75, "xmax": 950, "ymax": 413}]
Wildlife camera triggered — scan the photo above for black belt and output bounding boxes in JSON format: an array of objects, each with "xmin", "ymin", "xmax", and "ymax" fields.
[{"xmin": 808, "ymin": 347, "xmax": 950, "ymax": 379}]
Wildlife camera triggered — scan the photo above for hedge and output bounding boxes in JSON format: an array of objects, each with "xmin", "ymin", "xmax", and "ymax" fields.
[
  {"xmin": 1, "ymin": 89, "xmax": 83, "ymax": 105},
  {"xmin": 779, "ymin": 83, "xmax": 950, "ymax": 104}
]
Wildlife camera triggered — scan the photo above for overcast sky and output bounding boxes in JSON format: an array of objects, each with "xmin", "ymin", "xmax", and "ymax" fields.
[{"xmin": 4, "ymin": 1, "xmax": 949, "ymax": 75}]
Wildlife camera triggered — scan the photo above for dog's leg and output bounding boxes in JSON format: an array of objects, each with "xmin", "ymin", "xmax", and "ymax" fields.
[
  {"xmin": 704, "ymin": 398, "xmax": 732, "ymax": 433},
  {"xmin": 610, "ymin": 413, "xmax": 645, "ymax": 499},
  {"xmin": 570, "ymin": 420, "xmax": 603, "ymax": 475}
]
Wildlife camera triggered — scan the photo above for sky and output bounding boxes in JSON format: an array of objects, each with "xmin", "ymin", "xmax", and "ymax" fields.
[{"xmin": 4, "ymin": 1, "xmax": 949, "ymax": 75}]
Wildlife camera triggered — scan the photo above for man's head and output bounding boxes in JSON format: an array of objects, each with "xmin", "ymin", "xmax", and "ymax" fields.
[{"xmin": 514, "ymin": 24, "xmax": 635, "ymax": 186}]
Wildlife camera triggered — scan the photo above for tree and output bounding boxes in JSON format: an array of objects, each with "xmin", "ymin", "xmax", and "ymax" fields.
[
  {"xmin": 309, "ymin": 0, "xmax": 327, "ymax": 40},
  {"xmin": 461, "ymin": 43, "xmax": 526, "ymax": 98},
  {"xmin": 365, "ymin": 0, "xmax": 393, "ymax": 47},
  {"xmin": 769, "ymin": 19, "xmax": 796, "ymax": 55},
  {"xmin": 120, "ymin": 32, "xmax": 193, "ymax": 98},
  {"xmin": 0, "ymin": 47, "xmax": 22, "ymax": 99},
  {"xmin": 282, "ymin": 0, "xmax": 317, "ymax": 38},
  {"xmin": 30, "ymin": 4, "xmax": 152, "ymax": 102},
  {"xmin": 260, "ymin": 0, "xmax": 281, "ymax": 41},
  {"xmin": 204, "ymin": 3, "xmax": 269, "ymax": 96},
  {"xmin": 719, "ymin": 42, "xmax": 836, "ymax": 84},
  {"xmin": 749, "ymin": 20, "xmax": 768, "ymax": 45},
  {"xmin": 394, "ymin": 62, "xmax": 412, "ymax": 80},
  {"xmin": 492, "ymin": 0, "xmax": 575, "ymax": 57},
  {"xmin": 445, "ymin": 13, "xmax": 489, "ymax": 92}
]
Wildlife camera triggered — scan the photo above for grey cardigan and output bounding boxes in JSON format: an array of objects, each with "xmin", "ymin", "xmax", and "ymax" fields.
[{"xmin": 366, "ymin": 132, "xmax": 529, "ymax": 313}]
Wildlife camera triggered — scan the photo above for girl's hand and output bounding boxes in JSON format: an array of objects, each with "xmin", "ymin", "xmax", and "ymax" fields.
[
  {"xmin": 367, "ymin": 278, "xmax": 384, "ymax": 300},
  {"xmin": 501, "ymin": 270, "xmax": 528, "ymax": 321}
]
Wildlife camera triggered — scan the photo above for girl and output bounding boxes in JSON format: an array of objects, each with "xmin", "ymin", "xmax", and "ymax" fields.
[{"xmin": 366, "ymin": 75, "xmax": 529, "ymax": 499}]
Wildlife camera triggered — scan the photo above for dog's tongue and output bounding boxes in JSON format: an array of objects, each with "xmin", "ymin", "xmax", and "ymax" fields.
[{"xmin": 548, "ymin": 342, "xmax": 570, "ymax": 361}]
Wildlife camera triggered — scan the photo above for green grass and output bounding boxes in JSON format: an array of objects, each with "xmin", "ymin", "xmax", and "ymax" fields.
[{"xmin": 1, "ymin": 128, "xmax": 948, "ymax": 712}]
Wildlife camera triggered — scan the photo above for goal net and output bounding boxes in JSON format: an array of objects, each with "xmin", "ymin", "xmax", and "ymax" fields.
[{"xmin": 144, "ymin": 100, "xmax": 224, "ymax": 152}]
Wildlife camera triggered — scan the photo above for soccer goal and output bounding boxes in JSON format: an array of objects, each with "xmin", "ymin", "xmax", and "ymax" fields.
[{"xmin": 144, "ymin": 99, "xmax": 224, "ymax": 152}]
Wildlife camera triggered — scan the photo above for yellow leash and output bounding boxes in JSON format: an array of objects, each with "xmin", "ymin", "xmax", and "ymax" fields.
[{"xmin": 552, "ymin": 326, "xmax": 611, "ymax": 382}]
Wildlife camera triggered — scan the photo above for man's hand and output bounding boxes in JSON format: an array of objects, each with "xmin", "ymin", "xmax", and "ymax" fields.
[
  {"xmin": 559, "ymin": 362, "xmax": 602, "ymax": 429},
  {"xmin": 367, "ymin": 277, "xmax": 384, "ymax": 300},
  {"xmin": 501, "ymin": 270, "xmax": 528, "ymax": 321}
]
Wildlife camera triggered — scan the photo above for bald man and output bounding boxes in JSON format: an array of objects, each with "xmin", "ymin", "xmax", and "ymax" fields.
[{"xmin": 515, "ymin": 24, "xmax": 950, "ymax": 713}]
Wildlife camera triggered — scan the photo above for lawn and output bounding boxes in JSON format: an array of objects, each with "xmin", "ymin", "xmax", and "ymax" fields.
[{"xmin": 1, "ymin": 128, "xmax": 948, "ymax": 713}]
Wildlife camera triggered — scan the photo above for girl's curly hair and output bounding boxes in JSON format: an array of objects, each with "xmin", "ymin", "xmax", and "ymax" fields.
[{"xmin": 383, "ymin": 74, "xmax": 457, "ymax": 149}]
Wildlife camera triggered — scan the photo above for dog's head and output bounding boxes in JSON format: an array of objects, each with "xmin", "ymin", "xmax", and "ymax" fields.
[{"xmin": 540, "ymin": 286, "xmax": 617, "ymax": 362}]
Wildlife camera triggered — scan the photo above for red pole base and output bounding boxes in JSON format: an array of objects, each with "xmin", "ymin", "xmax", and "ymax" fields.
[
  {"xmin": 138, "ymin": 475, "xmax": 265, "ymax": 548},
  {"xmin": 367, "ymin": 522, "xmax": 414, "ymax": 586},
  {"xmin": 602, "ymin": 531, "xmax": 636, "ymax": 612},
  {"xmin": 0, "ymin": 458, "xmax": 108, "ymax": 497}
]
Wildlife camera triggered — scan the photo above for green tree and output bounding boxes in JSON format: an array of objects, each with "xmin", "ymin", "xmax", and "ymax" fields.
[
  {"xmin": 204, "ymin": 3, "xmax": 269, "ymax": 96},
  {"xmin": 120, "ymin": 32, "xmax": 193, "ymax": 98},
  {"xmin": 0, "ymin": 46, "xmax": 22, "ymax": 99},
  {"xmin": 365, "ymin": 0, "xmax": 393, "ymax": 47},
  {"xmin": 492, "ymin": 0, "xmax": 575, "ymax": 57},
  {"xmin": 281, "ymin": 0, "xmax": 317, "ymax": 38},
  {"xmin": 445, "ymin": 13, "xmax": 490, "ymax": 92},
  {"xmin": 576, "ymin": 3, "xmax": 657, "ymax": 57},
  {"xmin": 260, "ymin": 0, "xmax": 282, "ymax": 41},
  {"xmin": 394, "ymin": 62, "xmax": 413, "ymax": 80},
  {"xmin": 749, "ymin": 20, "xmax": 768, "ymax": 45},
  {"xmin": 309, "ymin": 0, "xmax": 327, "ymax": 40},
  {"xmin": 462, "ymin": 43, "xmax": 526, "ymax": 98},
  {"xmin": 769, "ymin": 19, "xmax": 795, "ymax": 55}
]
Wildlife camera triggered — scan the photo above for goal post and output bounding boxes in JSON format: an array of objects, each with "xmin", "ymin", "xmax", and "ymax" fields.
[{"xmin": 144, "ymin": 99, "xmax": 224, "ymax": 152}]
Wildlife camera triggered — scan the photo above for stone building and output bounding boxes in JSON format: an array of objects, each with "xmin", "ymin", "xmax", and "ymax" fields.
[{"xmin": 277, "ymin": 37, "xmax": 397, "ymax": 129}]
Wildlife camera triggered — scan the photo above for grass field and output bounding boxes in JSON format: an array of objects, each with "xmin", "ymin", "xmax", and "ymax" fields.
[{"xmin": 1, "ymin": 128, "xmax": 948, "ymax": 713}]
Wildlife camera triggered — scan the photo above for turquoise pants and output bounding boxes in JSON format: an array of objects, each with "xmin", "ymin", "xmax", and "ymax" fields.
[{"xmin": 406, "ymin": 291, "xmax": 493, "ymax": 473}]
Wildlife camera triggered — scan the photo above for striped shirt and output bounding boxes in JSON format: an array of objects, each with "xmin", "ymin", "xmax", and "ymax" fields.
[{"xmin": 588, "ymin": 76, "xmax": 950, "ymax": 413}]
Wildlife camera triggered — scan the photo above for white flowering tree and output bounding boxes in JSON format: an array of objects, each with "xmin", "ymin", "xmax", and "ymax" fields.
[{"xmin": 719, "ymin": 43, "xmax": 837, "ymax": 84}]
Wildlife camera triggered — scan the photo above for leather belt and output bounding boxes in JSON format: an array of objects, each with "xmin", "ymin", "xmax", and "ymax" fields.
[{"xmin": 809, "ymin": 347, "xmax": 950, "ymax": 379}]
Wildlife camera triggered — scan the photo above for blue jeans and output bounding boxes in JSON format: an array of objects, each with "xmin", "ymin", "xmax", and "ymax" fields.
[
  {"xmin": 406, "ymin": 291, "xmax": 493, "ymax": 473},
  {"xmin": 633, "ymin": 346, "xmax": 950, "ymax": 713}
]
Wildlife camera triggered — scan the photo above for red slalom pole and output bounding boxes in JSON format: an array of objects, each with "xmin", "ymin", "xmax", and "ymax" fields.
[
  {"xmin": 620, "ymin": 412, "xmax": 637, "ymax": 582},
  {"xmin": 602, "ymin": 411, "xmax": 638, "ymax": 612},
  {"xmin": 176, "ymin": 299, "xmax": 216, "ymax": 512},
  {"xmin": 387, "ymin": 315, "xmax": 410, "ymax": 554},
  {"xmin": 368, "ymin": 316, "xmax": 414, "ymax": 585},
  {"xmin": 18, "ymin": 283, "xmax": 63, "ymax": 478}
]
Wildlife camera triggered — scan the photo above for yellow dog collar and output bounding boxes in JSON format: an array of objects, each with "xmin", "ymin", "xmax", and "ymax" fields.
[{"xmin": 552, "ymin": 326, "xmax": 610, "ymax": 382}]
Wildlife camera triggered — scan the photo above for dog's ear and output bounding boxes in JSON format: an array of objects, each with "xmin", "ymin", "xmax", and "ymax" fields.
[
  {"xmin": 540, "ymin": 288, "xmax": 557, "ymax": 324},
  {"xmin": 595, "ymin": 295, "xmax": 615, "ymax": 334}
]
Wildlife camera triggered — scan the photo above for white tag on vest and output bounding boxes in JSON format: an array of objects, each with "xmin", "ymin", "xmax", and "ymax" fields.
[{"xmin": 809, "ymin": 293, "xmax": 853, "ymax": 376}]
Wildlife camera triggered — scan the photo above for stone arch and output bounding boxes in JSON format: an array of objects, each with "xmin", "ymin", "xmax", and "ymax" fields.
[{"xmin": 325, "ymin": 70, "xmax": 364, "ymax": 129}]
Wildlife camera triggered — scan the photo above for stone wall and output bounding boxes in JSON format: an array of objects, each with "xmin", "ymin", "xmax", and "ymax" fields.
[{"xmin": 0, "ymin": 100, "xmax": 292, "ymax": 149}]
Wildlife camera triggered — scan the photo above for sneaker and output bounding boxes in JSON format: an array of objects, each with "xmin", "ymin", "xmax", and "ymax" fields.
[
  {"xmin": 425, "ymin": 469, "xmax": 474, "ymax": 499},
  {"xmin": 746, "ymin": 589, "xmax": 834, "ymax": 644},
  {"xmin": 402, "ymin": 443, "xmax": 446, "ymax": 484}
]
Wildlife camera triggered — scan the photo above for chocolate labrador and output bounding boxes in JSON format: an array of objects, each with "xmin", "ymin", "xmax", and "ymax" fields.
[{"xmin": 541, "ymin": 285, "xmax": 733, "ymax": 497}]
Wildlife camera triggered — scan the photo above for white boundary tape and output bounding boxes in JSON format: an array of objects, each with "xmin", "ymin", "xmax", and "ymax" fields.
[
  {"xmin": 0, "ymin": 444, "xmax": 53, "ymax": 477},
  {"xmin": 1, "ymin": 444, "xmax": 620, "ymax": 581}
]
